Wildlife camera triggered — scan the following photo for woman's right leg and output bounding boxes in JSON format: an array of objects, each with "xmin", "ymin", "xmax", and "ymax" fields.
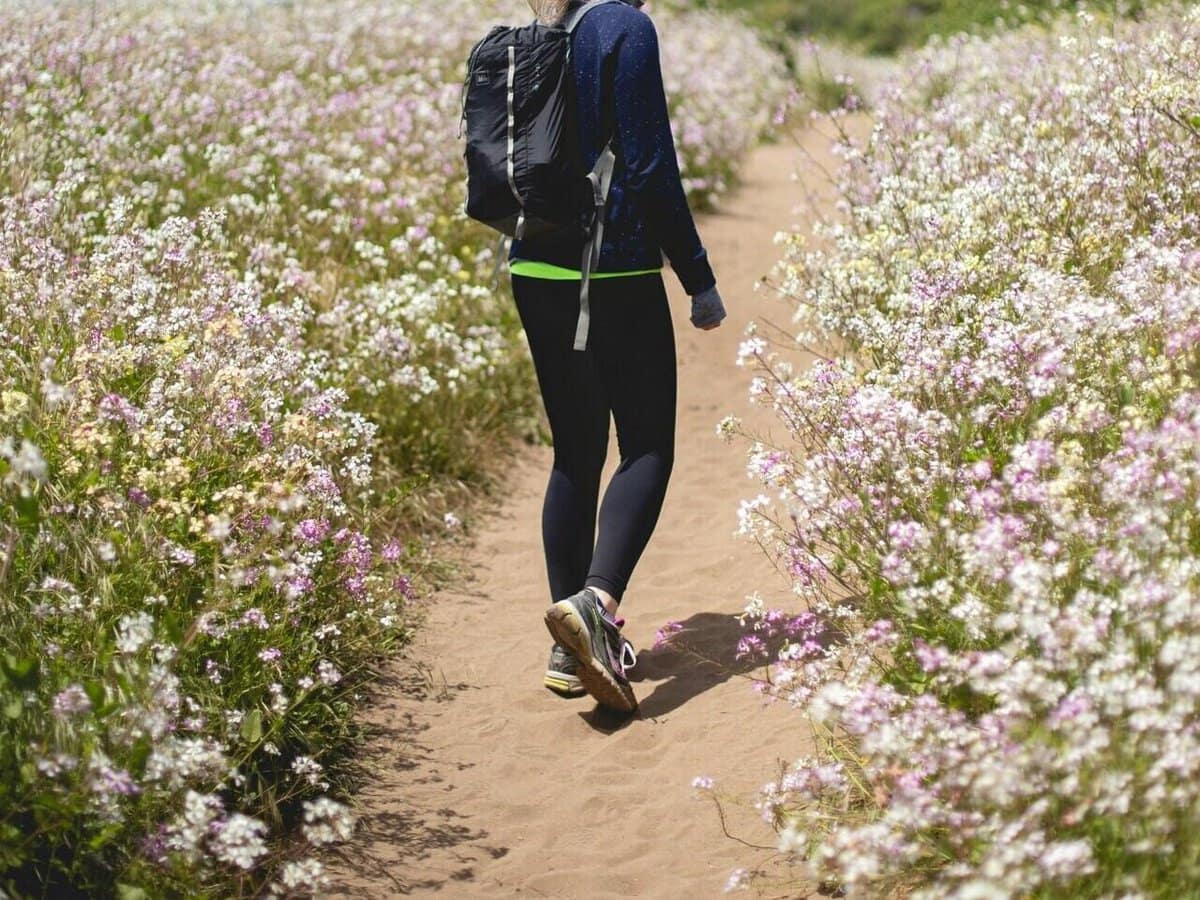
[{"xmin": 511, "ymin": 274, "xmax": 610, "ymax": 603}]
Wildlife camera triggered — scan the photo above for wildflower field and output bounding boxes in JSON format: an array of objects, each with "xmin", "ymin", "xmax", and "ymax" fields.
[
  {"xmin": 0, "ymin": 0, "xmax": 786, "ymax": 895},
  {"xmin": 732, "ymin": 5, "xmax": 1200, "ymax": 897}
]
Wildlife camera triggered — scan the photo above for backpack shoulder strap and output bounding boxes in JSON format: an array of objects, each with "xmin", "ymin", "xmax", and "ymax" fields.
[{"xmin": 560, "ymin": 0, "xmax": 621, "ymax": 34}]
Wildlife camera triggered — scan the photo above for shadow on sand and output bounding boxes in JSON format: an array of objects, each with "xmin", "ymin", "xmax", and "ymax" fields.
[
  {"xmin": 324, "ymin": 666, "xmax": 506, "ymax": 895},
  {"xmin": 577, "ymin": 610, "xmax": 769, "ymax": 732}
]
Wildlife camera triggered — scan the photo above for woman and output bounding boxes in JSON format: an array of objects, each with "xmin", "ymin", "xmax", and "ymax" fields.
[{"xmin": 516, "ymin": 0, "xmax": 726, "ymax": 712}]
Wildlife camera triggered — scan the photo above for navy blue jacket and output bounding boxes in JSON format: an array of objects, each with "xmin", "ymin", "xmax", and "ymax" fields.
[{"xmin": 508, "ymin": 0, "xmax": 717, "ymax": 297}]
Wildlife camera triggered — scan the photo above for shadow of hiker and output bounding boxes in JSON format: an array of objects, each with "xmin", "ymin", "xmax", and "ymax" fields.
[
  {"xmin": 573, "ymin": 609, "xmax": 844, "ymax": 734},
  {"xmin": 575, "ymin": 611, "xmax": 775, "ymax": 731},
  {"xmin": 629, "ymin": 611, "xmax": 764, "ymax": 719}
]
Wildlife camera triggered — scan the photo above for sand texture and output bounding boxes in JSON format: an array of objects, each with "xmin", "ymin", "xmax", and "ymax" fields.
[{"xmin": 326, "ymin": 119, "xmax": 857, "ymax": 899}]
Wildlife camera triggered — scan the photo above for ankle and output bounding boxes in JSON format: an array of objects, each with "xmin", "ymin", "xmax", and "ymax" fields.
[{"xmin": 589, "ymin": 586, "xmax": 619, "ymax": 618}]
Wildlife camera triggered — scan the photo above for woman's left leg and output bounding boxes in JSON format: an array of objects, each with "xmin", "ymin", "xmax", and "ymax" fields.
[
  {"xmin": 583, "ymin": 274, "xmax": 677, "ymax": 604},
  {"xmin": 511, "ymin": 274, "xmax": 611, "ymax": 604}
]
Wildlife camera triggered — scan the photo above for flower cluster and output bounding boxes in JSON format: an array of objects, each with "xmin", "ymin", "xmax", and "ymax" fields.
[{"xmin": 737, "ymin": 7, "xmax": 1200, "ymax": 898}]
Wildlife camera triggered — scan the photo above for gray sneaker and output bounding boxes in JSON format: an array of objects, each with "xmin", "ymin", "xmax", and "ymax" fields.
[
  {"xmin": 544, "ymin": 643, "xmax": 586, "ymax": 698},
  {"xmin": 544, "ymin": 588, "xmax": 638, "ymax": 712}
]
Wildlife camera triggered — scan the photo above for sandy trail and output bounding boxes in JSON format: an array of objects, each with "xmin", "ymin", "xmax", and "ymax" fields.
[{"xmin": 327, "ymin": 119, "xmax": 853, "ymax": 899}]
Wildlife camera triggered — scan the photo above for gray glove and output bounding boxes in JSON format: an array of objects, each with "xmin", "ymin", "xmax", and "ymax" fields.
[{"xmin": 690, "ymin": 284, "xmax": 726, "ymax": 330}]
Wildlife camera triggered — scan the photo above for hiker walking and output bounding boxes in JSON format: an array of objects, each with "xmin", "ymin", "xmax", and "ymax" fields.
[
  {"xmin": 521, "ymin": 0, "xmax": 725, "ymax": 713},
  {"xmin": 462, "ymin": 0, "xmax": 725, "ymax": 712}
]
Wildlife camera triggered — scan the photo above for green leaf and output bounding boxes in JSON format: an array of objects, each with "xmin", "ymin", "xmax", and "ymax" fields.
[
  {"xmin": 3, "ymin": 698, "xmax": 22, "ymax": 720},
  {"xmin": 161, "ymin": 611, "xmax": 184, "ymax": 645},
  {"xmin": 185, "ymin": 579, "xmax": 205, "ymax": 607},
  {"xmin": 1, "ymin": 655, "xmax": 39, "ymax": 691},
  {"xmin": 83, "ymin": 680, "xmax": 106, "ymax": 710},
  {"xmin": 867, "ymin": 574, "xmax": 891, "ymax": 601},
  {"xmin": 117, "ymin": 884, "xmax": 149, "ymax": 900},
  {"xmin": 240, "ymin": 708, "xmax": 263, "ymax": 744},
  {"xmin": 89, "ymin": 823, "xmax": 123, "ymax": 851},
  {"xmin": 127, "ymin": 737, "xmax": 153, "ymax": 778},
  {"xmin": 11, "ymin": 492, "xmax": 39, "ymax": 526},
  {"xmin": 96, "ymin": 700, "xmax": 121, "ymax": 719},
  {"xmin": 932, "ymin": 483, "xmax": 951, "ymax": 510},
  {"xmin": 956, "ymin": 415, "xmax": 973, "ymax": 444},
  {"xmin": 0, "ymin": 823, "xmax": 27, "ymax": 868}
]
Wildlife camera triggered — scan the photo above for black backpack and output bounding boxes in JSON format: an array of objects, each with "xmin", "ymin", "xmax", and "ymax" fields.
[{"xmin": 459, "ymin": 0, "xmax": 625, "ymax": 351}]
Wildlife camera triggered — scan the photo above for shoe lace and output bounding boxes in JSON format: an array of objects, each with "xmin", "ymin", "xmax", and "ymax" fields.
[
  {"xmin": 596, "ymin": 597, "xmax": 638, "ymax": 672},
  {"xmin": 619, "ymin": 638, "xmax": 637, "ymax": 672}
]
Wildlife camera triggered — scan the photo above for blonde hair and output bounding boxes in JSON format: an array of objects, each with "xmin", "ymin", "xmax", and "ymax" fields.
[{"xmin": 528, "ymin": 0, "xmax": 569, "ymax": 24}]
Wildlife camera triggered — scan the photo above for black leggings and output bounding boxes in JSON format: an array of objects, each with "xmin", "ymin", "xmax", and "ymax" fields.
[{"xmin": 512, "ymin": 272, "xmax": 676, "ymax": 605}]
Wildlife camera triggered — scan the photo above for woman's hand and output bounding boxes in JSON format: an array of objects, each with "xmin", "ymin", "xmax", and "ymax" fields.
[{"xmin": 690, "ymin": 284, "xmax": 726, "ymax": 330}]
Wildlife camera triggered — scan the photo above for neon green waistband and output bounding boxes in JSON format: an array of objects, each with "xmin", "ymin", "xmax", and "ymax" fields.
[{"xmin": 509, "ymin": 258, "xmax": 662, "ymax": 280}]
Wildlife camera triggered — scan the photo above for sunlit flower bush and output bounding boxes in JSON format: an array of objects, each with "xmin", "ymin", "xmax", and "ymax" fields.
[
  {"xmin": 0, "ymin": 195, "xmax": 406, "ymax": 896},
  {"xmin": 735, "ymin": 6, "xmax": 1200, "ymax": 897},
  {"xmin": 0, "ymin": 0, "xmax": 784, "ymax": 894},
  {"xmin": 0, "ymin": 0, "xmax": 537, "ymax": 508},
  {"xmin": 655, "ymin": 3, "xmax": 790, "ymax": 206}
]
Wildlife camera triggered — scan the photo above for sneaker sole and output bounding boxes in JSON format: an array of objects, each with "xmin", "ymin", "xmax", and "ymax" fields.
[
  {"xmin": 543, "ymin": 671, "xmax": 587, "ymax": 698},
  {"xmin": 544, "ymin": 602, "xmax": 637, "ymax": 713}
]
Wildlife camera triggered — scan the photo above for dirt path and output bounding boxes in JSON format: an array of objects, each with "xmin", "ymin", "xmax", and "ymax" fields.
[{"xmin": 327, "ymin": 119, "xmax": 853, "ymax": 899}]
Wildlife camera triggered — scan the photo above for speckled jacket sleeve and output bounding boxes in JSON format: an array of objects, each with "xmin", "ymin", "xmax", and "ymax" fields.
[{"xmin": 610, "ymin": 13, "xmax": 716, "ymax": 297}]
